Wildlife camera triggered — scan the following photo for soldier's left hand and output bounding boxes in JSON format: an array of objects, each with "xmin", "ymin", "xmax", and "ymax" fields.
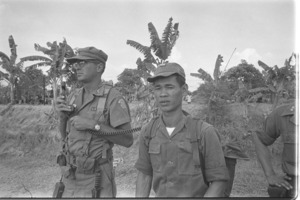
[{"xmin": 69, "ymin": 116, "xmax": 96, "ymax": 131}]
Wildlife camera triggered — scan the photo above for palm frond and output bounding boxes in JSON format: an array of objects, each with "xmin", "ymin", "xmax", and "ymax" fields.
[
  {"xmin": 213, "ymin": 55, "xmax": 223, "ymax": 81},
  {"xmin": 148, "ymin": 22, "xmax": 163, "ymax": 58},
  {"xmin": 8, "ymin": 35, "xmax": 17, "ymax": 64},
  {"xmin": 0, "ymin": 51, "xmax": 11, "ymax": 72},
  {"xmin": 170, "ymin": 22, "xmax": 179, "ymax": 49},
  {"xmin": 160, "ymin": 17, "xmax": 173, "ymax": 59},
  {"xmin": 126, "ymin": 40, "xmax": 155, "ymax": 63},
  {"xmin": 20, "ymin": 55, "xmax": 52, "ymax": 63},
  {"xmin": 34, "ymin": 43, "xmax": 56, "ymax": 56},
  {"xmin": 0, "ymin": 51, "xmax": 10, "ymax": 62},
  {"xmin": 25, "ymin": 61, "xmax": 51, "ymax": 69},
  {"xmin": 257, "ymin": 60, "xmax": 271, "ymax": 71},
  {"xmin": 192, "ymin": 68, "xmax": 213, "ymax": 82},
  {"xmin": 145, "ymin": 62, "xmax": 156, "ymax": 73},
  {"xmin": 62, "ymin": 38, "xmax": 75, "ymax": 58},
  {"xmin": 0, "ymin": 70, "xmax": 9, "ymax": 80}
]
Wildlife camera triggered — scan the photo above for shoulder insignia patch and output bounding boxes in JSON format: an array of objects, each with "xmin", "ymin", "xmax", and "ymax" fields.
[{"xmin": 118, "ymin": 99, "xmax": 127, "ymax": 109}]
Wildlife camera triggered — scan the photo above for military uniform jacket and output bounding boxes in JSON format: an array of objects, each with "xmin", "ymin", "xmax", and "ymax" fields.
[
  {"xmin": 135, "ymin": 114, "xmax": 229, "ymax": 197},
  {"xmin": 257, "ymin": 102, "xmax": 297, "ymax": 175},
  {"xmin": 65, "ymin": 83, "xmax": 131, "ymax": 160}
]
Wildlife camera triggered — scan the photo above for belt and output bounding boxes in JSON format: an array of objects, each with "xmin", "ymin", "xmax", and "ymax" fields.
[{"xmin": 67, "ymin": 154, "xmax": 112, "ymax": 168}]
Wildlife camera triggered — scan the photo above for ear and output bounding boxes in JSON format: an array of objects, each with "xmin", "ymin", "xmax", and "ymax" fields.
[
  {"xmin": 96, "ymin": 63, "xmax": 104, "ymax": 73},
  {"xmin": 182, "ymin": 84, "xmax": 188, "ymax": 96}
]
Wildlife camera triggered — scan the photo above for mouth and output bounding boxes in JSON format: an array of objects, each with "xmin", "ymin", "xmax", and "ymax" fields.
[{"xmin": 159, "ymin": 100, "xmax": 170, "ymax": 106}]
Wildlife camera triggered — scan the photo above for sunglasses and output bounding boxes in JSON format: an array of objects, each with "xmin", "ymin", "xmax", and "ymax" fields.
[{"xmin": 72, "ymin": 60, "xmax": 100, "ymax": 68}]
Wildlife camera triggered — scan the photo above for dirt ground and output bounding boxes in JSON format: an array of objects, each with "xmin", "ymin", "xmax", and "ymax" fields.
[{"xmin": 0, "ymin": 102, "xmax": 282, "ymax": 198}]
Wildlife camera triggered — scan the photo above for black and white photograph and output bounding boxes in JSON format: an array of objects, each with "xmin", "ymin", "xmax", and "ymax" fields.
[{"xmin": 0, "ymin": 0, "xmax": 298, "ymax": 198}]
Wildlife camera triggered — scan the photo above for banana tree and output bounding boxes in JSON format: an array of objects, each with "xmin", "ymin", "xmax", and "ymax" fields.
[
  {"xmin": 127, "ymin": 17, "xmax": 179, "ymax": 68},
  {"xmin": 126, "ymin": 17, "xmax": 180, "ymax": 121},
  {"xmin": 191, "ymin": 54, "xmax": 225, "ymax": 112},
  {"xmin": 258, "ymin": 53, "xmax": 296, "ymax": 108},
  {"xmin": 0, "ymin": 35, "xmax": 26, "ymax": 104},
  {"xmin": 20, "ymin": 38, "xmax": 75, "ymax": 102}
]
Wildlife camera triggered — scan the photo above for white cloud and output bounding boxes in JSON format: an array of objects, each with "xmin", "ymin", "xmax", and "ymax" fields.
[
  {"xmin": 103, "ymin": 64, "xmax": 131, "ymax": 84},
  {"xmin": 229, "ymin": 48, "xmax": 262, "ymax": 67}
]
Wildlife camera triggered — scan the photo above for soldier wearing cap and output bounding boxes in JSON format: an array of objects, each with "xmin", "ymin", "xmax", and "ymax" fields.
[
  {"xmin": 253, "ymin": 100, "xmax": 298, "ymax": 197},
  {"xmin": 54, "ymin": 46, "xmax": 133, "ymax": 197},
  {"xmin": 135, "ymin": 62, "xmax": 229, "ymax": 197}
]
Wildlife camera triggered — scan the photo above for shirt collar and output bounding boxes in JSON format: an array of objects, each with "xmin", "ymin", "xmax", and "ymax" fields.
[{"xmin": 158, "ymin": 111, "xmax": 189, "ymax": 130}]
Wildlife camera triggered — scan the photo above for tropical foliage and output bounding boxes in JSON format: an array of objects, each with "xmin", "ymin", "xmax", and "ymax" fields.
[
  {"xmin": 191, "ymin": 54, "xmax": 229, "ymax": 123},
  {"xmin": 20, "ymin": 38, "xmax": 75, "ymax": 101},
  {"xmin": 257, "ymin": 53, "xmax": 296, "ymax": 108},
  {"xmin": 123, "ymin": 17, "xmax": 180, "ymax": 122},
  {"xmin": 0, "ymin": 35, "xmax": 28, "ymax": 104}
]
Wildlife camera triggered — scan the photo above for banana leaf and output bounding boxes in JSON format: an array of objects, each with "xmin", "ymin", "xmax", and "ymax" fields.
[
  {"xmin": 258, "ymin": 60, "xmax": 271, "ymax": 71},
  {"xmin": 170, "ymin": 23, "xmax": 179, "ymax": 49},
  {"xmin": 25, "ymin": 61, "xmax": 51, "ymax": 69},
  {"xmin": 0, "ymin": 51, "xmax": 10, "ymax": 63},
  {"xmin": 8, "ymin": 35, "xmax": 17, "ymax": 64},
  {"xmin": 127, "ymin": 40, "xmax": 155, "ymax": 63},
  {"xmin": 20, "ymin": 55, "xmax": 52, "ymax": 63},
  {"xmin": 148, "ymin": 22, "xmax": 163, "ymax": 59},
  {"xmin": 191, "ymin": 68, "xmax": 213, "ymax": 82},
  {"xmin": 161, "ymin": 17, "xmax": 173, "ymax": 59},
  {"xmin": 213, "ymin": 55, "xmax": 223, "ymax": 81}
]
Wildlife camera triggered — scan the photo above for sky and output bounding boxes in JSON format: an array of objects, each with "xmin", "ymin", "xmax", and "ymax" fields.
[{"xmin": 0, "ymin": 0, "xmax": 298, "ymax": 92}]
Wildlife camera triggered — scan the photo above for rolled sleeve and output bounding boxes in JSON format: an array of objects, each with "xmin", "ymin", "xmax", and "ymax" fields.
[
  {"xmin": 202, "ymin": 127, "xmax": 229, "ymax": 182},
  {"xmin": 257, "ymin": 110, "xmax": 280, "ymax": 146},
  {"xmin": 134, "ymin": 126, "xmax": 153, "ymax": 176},
  {"xmin": 109, "ymin": 97, "xmax": 131, "ymax": 128}
]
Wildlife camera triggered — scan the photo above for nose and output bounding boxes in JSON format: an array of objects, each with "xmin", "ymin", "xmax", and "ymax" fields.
[{"xmin": 159, "ymin": 88, "xmax": 168, "ymax": 97}]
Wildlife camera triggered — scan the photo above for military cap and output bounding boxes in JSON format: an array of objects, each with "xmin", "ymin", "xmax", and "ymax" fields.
[
  {"xmin": 147, "ymin": 62, "xmax": 185, "ymax": 82},
  {"xmin": 66, "ymin": 46, "xmax": 108, "ymax": 64}
]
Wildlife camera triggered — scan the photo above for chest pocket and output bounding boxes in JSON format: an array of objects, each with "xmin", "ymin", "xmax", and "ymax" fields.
[
  {"xmin": 148, "ymin": 139, "xmax": 162, "ymax": 172},
  {"xmin": 177, "ymin": 140, "xmax": 202, "ymax": 175}
]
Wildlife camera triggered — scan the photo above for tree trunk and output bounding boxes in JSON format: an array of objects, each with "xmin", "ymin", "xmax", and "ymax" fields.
[
  {"xmin": 9, "ymin": 78, "xmax": 15, "ymax": 104},
  {"xmin": 52, "ymin": 79, "xmax": 58, "ymax": 107}
]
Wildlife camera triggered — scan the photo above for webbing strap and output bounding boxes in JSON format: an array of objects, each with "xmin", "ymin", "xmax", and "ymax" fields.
[
  {"xmin": 188, "ymin": 118, "xmax": 208, "ymax": 186},
  {"xmin": 145, "ymin": 117, "xmax": 159, "ymax": 147},
  {"xmin": 188, "ymin": 119, "xmax": 202, "ymax": 168}
]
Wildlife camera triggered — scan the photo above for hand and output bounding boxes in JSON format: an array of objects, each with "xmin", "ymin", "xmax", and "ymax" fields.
[
  {"xmin": 267, "ymin": 174, "xmax": 293, "ymax": 190},
  {"xmin": 69, "ymin": 116, "xmax": 96, "ymax": 131},
  {"xmin": 60, "ymin": 138, "xmax": 67, "ymax": 151},
  {"xmin": 55, "ymin": 96, "xmax": 73, "ymax": 117}
]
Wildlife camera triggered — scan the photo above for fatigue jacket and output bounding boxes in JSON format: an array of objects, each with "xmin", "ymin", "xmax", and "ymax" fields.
[
  {"xmin": 257, "ymin": 103, "xmax": 297, "ymax": 175},
  {"xmin": 65, "ymin": 83, "xmax": 131, "ymax": 165},
  {"xmin": 135, "ymin": 114, "xmax": 229, "ymax": 197}
]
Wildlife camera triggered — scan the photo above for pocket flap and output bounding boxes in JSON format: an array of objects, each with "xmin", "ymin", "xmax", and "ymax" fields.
[
  {"xmin": 178, "ymin": 141, "xmax": 192, "ymax": 153},
  {"xmin": 148, "ymin": 141, "xmax": 161, "ymax": 154}
]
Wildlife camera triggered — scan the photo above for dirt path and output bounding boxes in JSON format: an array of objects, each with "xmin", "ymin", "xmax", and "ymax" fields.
[{"xmin": 0, "ymin": 156, "xmax": 60, "ymax": 198}]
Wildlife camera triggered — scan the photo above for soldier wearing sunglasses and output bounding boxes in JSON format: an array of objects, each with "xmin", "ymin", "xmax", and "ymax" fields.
[{"xmin": 54, "ymin": 46, "xmax": 133, "ymax": 197}]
